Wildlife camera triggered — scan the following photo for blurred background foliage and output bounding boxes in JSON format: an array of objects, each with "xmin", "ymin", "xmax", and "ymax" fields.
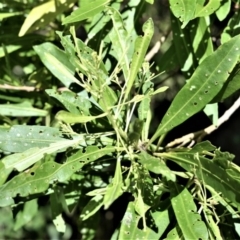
[{"xmin": 1, "ymin": 0, "xmax": 240, "ymax": 239}]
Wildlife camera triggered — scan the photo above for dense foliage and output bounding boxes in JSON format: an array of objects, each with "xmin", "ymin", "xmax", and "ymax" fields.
[{"xmin": 1, "ymin": 0, "xmax": 240, "ymax": 239}]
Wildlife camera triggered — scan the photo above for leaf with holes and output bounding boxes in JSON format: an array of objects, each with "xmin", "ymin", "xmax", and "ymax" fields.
[
  {"xmin": 150, "ymin": 35, "xmax": 240, "ymax": 143},
  {"xmin": 46, "ymin": 89, "xmax": 91, "ymax": 115},
  {"xmin": 138, "ymin": 151, "xmax": 176, "ymax": 181},
  {"xmin": 0, "ymin": 146, "xmax": 116, "ymax": 207},
  {"xmin": 160, "ymin": 151, "xmax": 240, "ymax": 207},
  {"xmin": 80, "ymin": 195, "xmax": 104, "ymax": 221},
  {"xmin": 170, "ymin": 182, "xmax": 208, "ymax": 239},
  {"xmin": 195, "ymin": 0, "xmax": 221, "ymax": 17},
  {"xmin": 119, "ymin": 201, "xmax": 169, "ymax": 239},
  {"xmin": 169, "ymin": 0, "xmax": 196, "ymax": 28},
  {"xmin": 2, "ymin": 136, "xmax": 83, "ymax": 171},
  {"xmin": 211, "ymin": 65, "xmax": 240, "ymax": 103},
  {"xmin": 0, "ymin": 125, "xmax": 64, "ymax": 153}
]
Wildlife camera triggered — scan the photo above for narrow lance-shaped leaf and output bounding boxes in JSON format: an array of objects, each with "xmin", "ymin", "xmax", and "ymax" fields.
[
  {"xmin": 34, "ymin": 44, "xmax": 79, "ymax": 88},
  {"xmin": 150, "ymin": 35, "xmax": 240, "ymax": 144},
  {"xmin": 107, "ymin": 7, "xmax": 130, "ymax": 80},
  {"xmin": 19, "ymin": 0, "xmax": 76, "ymax": 36},
  {"xmin": 170, "ymin": 182, "xmax": 208, "ymax": 240},
  {"xmin": 0, "ymin": 146, "xmax": 116, "ymax": 207},
  {"xmin": 0, "ymin": 101, "xmax": 47, "ymax": 117},
  {"xmin": 159, "ymin": 151, "xmax": 240, "ymax": 207},
  {"xmin": 124, "ymin": 18, "xmax": 154, "ymax": 102},
  {"xmin": 62, "ymin": 0, "xmax": 111, "ymax": 24},
  {"xmin": 103, "ymin": 158, "xmax": 123, "ymax": 209},
  {"xmin": 2, "ymin": 136, "xmax": 83, "ymax": 171},
  {"xmin": 55, "ymin": 110, "xmax": 108, "ymax": 124}
]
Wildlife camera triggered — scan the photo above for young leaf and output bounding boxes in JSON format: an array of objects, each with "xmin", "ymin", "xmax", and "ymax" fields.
[
  {"xmin": 170, "ymin": 182, "xmax": 208, "ymax": 240},
  {"xmin": 150, "ymin": 35, "xmax": 240, "ymax": 144},
  {"xmin": 55, "ymin": 110, "xmax": 108, "ymax": 124},
  {"xmin": 124, "ymin": 18, "xmax": 154, "ymax": 102},
  {"xmin": 62, "ymin": 0, "xmax": 111, "ymax": 24},
  {"xmin": 103, "ymin": 158, "xmax": 123, "ymax": 209},
  {"xmin": 107, "ymin": 7, "xmax": 130, "ymax": 80}
]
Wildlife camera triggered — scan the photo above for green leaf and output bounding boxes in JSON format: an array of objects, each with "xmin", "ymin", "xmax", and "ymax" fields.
[
  {"xmin": 19, "ymin": 0, "xmax": 77, "ymax": 36},
  {"xmin": 55, "ymin": 110, "xmax": 108, "ymax": 124},
  {"xmin": 211, "ymin": 65, "xmax": 240, "ymax": 102},
  {"xmin": 103, "ymin": 158, "xmax": 123, "ymax": 209},
  {"xmin": 160, "ymin": 152, "xmax": 240, "ymax": 207},
  {"xmin": 190, "ymin": 17, "xmax": 213, "ymax": 64},
  {"xmin": 166, "ymin": 225, "xmax": 182, "ymax": 239},
  {"xmin": 0, "ymin": 146, "xmax": 116, "ymax": 206},
  {"xmin": 107, "ymin": 7, "xmax": 130, "ymax": 80},
  {"xmin": 216, "ymin": 0, "xmax": 231, "ymax": 21},
  {"xmin": 169, "ymin": 0, "xmax": 196, "ymax": 28},
  {"xmin": 2, "ymin": 136, "xmax": 83, "ymax": 171},
  {"xmin": 158, "ymin": 44, "xmax": 179, "ymax": 72},
  {"xmin": 62, "ymin": 0, "xmax": 111, "ymax": 24},
  {"xmin": 150, "ymin": 35, "xmax": 240, "ymax": 143},
  {"xmin": 34, "ymin": 43, "xmax": 79, "ymax": 88},
  {"xmin": 0, "ymin": 101, "xmax": 47, "ymax": 117},
  {"xmin": 119, "ymin": 200, "xmax": 169, "ymax": 239},
  {"xmin": 0, "ymin": 125, "xmax": 64, "ymax": 153},
  {"xmin": 171, "ymin": 15, "xmax": 195, "ymax": 75},
  {"xmin": 0, "ymin": 12, "xmax": 22, "ymax": 21},
  {"xmin": 138, "ymin": 151, "xmax": 176, "ymax": 181},
  {"xmin": 189, "ymin": 141, "xmax": 216, "ymax": 153},
  {"xmin": 170, "ymin": 183, "xmax": 208, "ymax": 240},
  {"xmin": 0, "ymin": 162, "xmax": 12, "ymax": 186},
  {"xmin": 13, "ymin": 199, "xmax": 38, "ymax": 231},
  {"xmin": 80, "ymin": 195, "xmax": 104, "ymax": 221},
  {"xmin": 50, "ymin": 188, "xmax": 67, "ymax": 233},
  {"xmin": 203, "ymin": 103, "xmax": 218, "ymax": 125},
  {"xmin": 0, "ymin": 45, "xmax": 21, "ymax": 58},
  {"xmin": 46, "ymin": 89, "xmax": 91, "ymax": 115},
  {"xmin": 124, "ymin": 18, "xmax": 154, "ymax": 102},
  {"xmin": 195, "ymin": 0, "xmax": 221, "ymax": 17}
]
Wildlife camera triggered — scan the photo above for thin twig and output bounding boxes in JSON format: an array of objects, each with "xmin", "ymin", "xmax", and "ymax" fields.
[
  {"xmin": 166, "ymin": 96, "xmax": 240, "ymax": 148},
  {"xmin": 145, "ymin": 41, "xmax": 161, "ymax": 61},
  {"xmin": 0, "ymin": 84, "xmax": 37, "ymax": 92}
]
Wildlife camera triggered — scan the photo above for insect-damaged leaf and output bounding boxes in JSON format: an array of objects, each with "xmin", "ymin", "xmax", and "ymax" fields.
[
  {"xmin": 150, "ymin": 35, "xmax": 240, "ymax": 143},
  {"xmin": 0, "ymin": 146, "xmax": 116, "ymax": 207}
]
